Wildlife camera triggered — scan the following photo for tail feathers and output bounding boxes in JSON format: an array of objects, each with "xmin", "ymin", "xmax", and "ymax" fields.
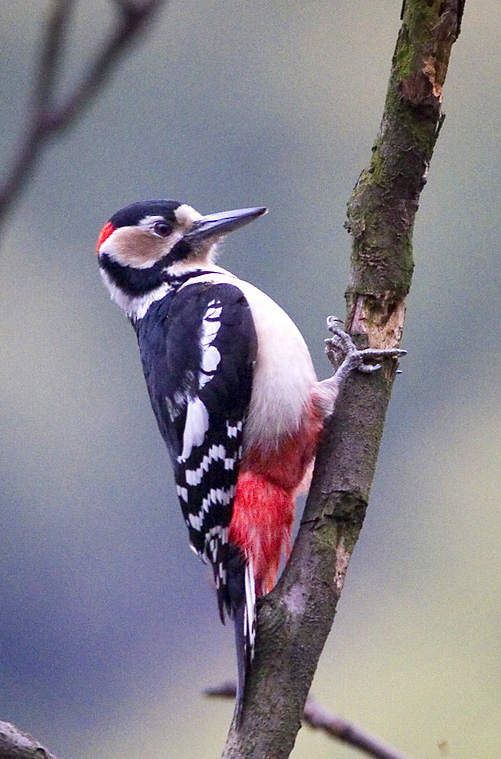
[
  {"xmin": 243, "ymin": 558, "xmax": 256, "ymax": 659},
  {"xmin": 227, "ymin": 549, "xmax": 256, "ymax": 722},
  {"xmin": 233, "ymin": 600, "xmax": 249, "ymax": 720}
]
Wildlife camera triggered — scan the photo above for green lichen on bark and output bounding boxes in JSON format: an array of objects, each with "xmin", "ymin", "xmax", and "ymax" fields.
[{"xmin": 346, "ymin": 0, "xmax": 460, "ymax": 308}]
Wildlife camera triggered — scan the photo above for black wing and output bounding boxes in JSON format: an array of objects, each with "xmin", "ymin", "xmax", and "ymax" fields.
[{"xmin": 136, "ymin": 281, "xmax": 257, "ymax": 618}]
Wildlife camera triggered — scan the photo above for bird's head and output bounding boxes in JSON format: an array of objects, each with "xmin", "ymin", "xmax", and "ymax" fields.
[{"xmin": 96, "ymin": 200, "xmax": 267, "ymax": 303}]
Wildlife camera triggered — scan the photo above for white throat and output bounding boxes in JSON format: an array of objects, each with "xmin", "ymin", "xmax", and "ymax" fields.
[{"xmin": 99, "ymin": 268, "xmax": 172, "ymax": 321}]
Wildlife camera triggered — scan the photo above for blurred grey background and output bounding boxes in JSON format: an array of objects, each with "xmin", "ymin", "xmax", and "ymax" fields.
[{"xmin": 0, "ymin": 1, "xmax": 499, "ymax": 757}]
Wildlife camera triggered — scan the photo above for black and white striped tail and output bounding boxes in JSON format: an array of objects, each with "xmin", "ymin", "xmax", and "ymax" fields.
[{"xmin": 227, "ymin": 550, "xmax": 256, "ymax": 721}]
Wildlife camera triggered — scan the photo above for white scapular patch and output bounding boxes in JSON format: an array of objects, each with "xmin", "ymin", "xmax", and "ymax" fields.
[
  {"xmin": 199, "ymin": 300, "xmax": 222, "ymax": 388},
  {"xmin": 201, "ymin": 301, "xmax": 222, "ymax": 341},
  {"xmin": 199, "ymin": 346, "xmax": 221, "ymax": 387},
  {"xmin": 179, "ymin": 397, "xmax": 209, "ymax": 461},
  {"xmin": 185, "ymin": 444, "xmax": 226, "ymax": 486}
]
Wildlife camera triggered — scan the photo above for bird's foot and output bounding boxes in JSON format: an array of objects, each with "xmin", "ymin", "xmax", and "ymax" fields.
[
  {"xmin": 324, "ymin": 316, "xmax": 357, "ymax": 369},
  {"xmin": 319, "ymin": 317, "xmax": 406, "ymax": 410},
  {"xmin": 325, "ymin": 316, "xmax": 406, "ymax": 375}
]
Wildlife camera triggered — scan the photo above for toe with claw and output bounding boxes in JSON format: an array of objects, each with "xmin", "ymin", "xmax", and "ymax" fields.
[
  {"xmin": 324, "ymin": 316, "xmax": 357, "ymax": 369},
  {"xmin": 318, "ymin": 316, "xmax": 406, "ymax": 416},
  {"xmin": 323, "ymin": 315, "xmax": 406, "ymax": 388}
]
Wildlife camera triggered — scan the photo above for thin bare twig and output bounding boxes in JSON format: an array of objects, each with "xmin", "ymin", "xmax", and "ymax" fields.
[
  {"xmin": 205, "ymin": 683, "xmax": 412, "ymax": 759},
  {"xmin": 0, "ymin": 0, "xmax": 167, "ymax": 233},
  {"xmin": 34, "ymin": 0, "xmax": 75, "ymax": 114}
]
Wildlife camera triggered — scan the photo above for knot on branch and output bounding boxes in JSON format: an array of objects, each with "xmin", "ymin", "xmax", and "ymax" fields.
[{"xmin": 319, "ymin": 491, "xmax": 368, "ymax": 535}]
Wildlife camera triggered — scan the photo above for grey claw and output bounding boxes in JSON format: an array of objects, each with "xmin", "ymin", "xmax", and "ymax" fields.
[
  {"xmin": 358, "ymin": 363, "xmax": 381, "ymax": 373},
  {"xmin": 326, "ymin": 315, "xmax": 344, "ymax": 332}
]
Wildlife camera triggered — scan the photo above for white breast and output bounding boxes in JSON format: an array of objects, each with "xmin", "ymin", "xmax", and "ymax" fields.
[{"xmin": 179, "ymin": 267, "xmax": 317, "ymax": 451}]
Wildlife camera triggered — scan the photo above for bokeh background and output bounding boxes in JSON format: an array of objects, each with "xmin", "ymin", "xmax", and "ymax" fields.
[{"xmin": 0, "ymin": 1, "xmax": 500, "ymax": 757}]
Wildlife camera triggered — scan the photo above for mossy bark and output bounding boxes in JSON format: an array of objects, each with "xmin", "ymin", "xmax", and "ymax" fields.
[
  {"xmin": 223, "ymin": 3, "xmax": 465, "ymax": 757},
  {"xmin": 346, "ymin": 0, "xmax": 463, "ymax": 337}
]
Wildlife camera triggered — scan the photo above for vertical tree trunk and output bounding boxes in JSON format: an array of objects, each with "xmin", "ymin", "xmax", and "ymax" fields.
[{"xmin": 223, "ymin": 2, "xmax": 465, "ymax": 757}]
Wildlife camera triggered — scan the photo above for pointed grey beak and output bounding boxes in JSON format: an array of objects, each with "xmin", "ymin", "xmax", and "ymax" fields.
[{"xmin": 185, "ymin": 206, "xmax": 267, "ymax": 242}]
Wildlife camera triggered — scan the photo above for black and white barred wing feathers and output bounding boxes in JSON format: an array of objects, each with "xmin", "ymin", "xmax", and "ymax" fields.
[{"xmin": 156, "ymin": 282, "xmax": 256, "ymax": 617}]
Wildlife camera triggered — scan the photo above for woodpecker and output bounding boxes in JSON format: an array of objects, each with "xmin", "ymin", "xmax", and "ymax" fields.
[{"xmin": 96, "ymin": 199, "xmax": 404, "ymax": 711}]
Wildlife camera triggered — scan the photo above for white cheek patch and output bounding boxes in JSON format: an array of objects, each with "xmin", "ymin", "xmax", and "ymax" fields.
[{"xmin": 101, "ymin": 221, "xmax": 182, "ymax": 270}]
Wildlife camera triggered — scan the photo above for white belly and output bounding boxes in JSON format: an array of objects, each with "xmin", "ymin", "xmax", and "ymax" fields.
[{"xmin": 235, "ymin": 279, "xmax": 317, "ymax": 450}]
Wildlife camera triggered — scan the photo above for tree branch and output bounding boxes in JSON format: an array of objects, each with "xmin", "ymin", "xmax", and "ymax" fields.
[
  {"xmin": 222, "ymin": 2, "xmax": 466, "ymax": 757},
  {"xmin": 206, "ymin": 683, "xmax": 412, "ymax": 759},
  {"xmin": 302, "ymin": 698, "xmax": 412, "ymax": 759},
  {"xmin": 0, "ymin": 721, "xmax": 59, "ymax": 759},
  {"xmin": 0, "ymin": 0, "xmax": 167, "ymax": 234}
]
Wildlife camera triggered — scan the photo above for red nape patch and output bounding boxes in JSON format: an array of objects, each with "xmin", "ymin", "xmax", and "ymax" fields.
[{"xmin": 96, "ymin": 221, "xmax": 114, "ymax": 254}]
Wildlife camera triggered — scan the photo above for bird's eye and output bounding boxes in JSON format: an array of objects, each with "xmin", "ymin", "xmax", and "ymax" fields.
[{"xmin": 152, "ymin": 221, "xmax": 172, "ymax": 237}]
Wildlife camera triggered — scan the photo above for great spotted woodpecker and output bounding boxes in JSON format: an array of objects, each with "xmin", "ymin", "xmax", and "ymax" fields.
[{"xmin": 96, "ymin": 199, "xmax": 404, "ymax": 710}]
